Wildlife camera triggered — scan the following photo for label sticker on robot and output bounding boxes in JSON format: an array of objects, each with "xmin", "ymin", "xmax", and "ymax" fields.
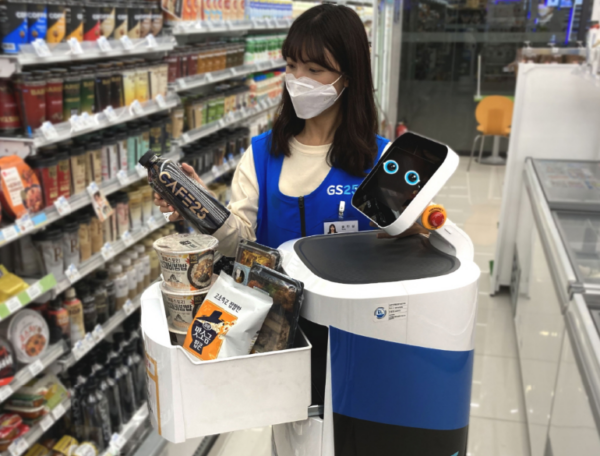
[
  {"xmin": 323, "ymin": 220, "xmax": 358, "ymax": 235},
  {"xmin": 373, "ymin": 302, "xmax": 407, "ymax": 322}
]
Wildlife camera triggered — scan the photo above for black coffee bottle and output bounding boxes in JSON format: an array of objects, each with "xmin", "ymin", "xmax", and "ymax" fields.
[
  {"xmin": 110, "ymin": 354, "xmax": 137, "ymax": 422},
  {"xmin": 139, "ymin": 152, "xmax": 230, "ymax": 234},
  {"xmin": 82, "ymin": 377, "xmax": 112, "ymax": 450},
  {"xmin": 98, "ymin": 367, "xmax": 123, "ymax": 433}
]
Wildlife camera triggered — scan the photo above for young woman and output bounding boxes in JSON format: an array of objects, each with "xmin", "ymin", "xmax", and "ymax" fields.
[{"xmin": 155, "ymin": 4, "xmax": 397, "ymax": 256}]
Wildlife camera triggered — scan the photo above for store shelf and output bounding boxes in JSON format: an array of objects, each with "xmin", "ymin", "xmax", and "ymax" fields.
[
  {"xmin": 103, "ymin": 404, "xmax": 149, "ymax": 456},
  {"xmin": 0, "ymin": 341, "xmax": 68, "ymax": 408},
  {"xmin": 0, "ymin": 274, "xmax": 57, "ymax": 320},
  {"xmin": 199, "ymin": 154, "xmax": 242, "ymax": 183},
  {"xmin": 2, "ymin": 397, "xmax": 71, "ymax": 456},
  {"xmin": 30, "ymin": 92, "xmax": 181, "ymax": 149},
  {"xmin": 174, "ymin": 58, "xmax": 285, "ymax": 92},
  {"xmin": 0, "ymin": 36, "xmax": 177, "ymax": 78},
  {"xmin": 0, "ymin": 147, "xmax": 178, "ymax": 250},
  {"xmin": 59, "ymin": 278, "xmax": 159, "ymax": 373},
  {"xmin": 178, "ymin": 96, "xmax": 281, "ymax": 146},
  {"xmin": 53, "ymin": 217, "xmax": 168, "ymax": 297},
  {"xmin": 172, "ymin": 18, "xmax": 293, "ymax": 35}
]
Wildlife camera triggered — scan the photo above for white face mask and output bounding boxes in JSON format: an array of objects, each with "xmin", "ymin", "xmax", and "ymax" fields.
[{"xmin": 285, "ymin": 73, "xmax": 345, "ymax": 119}]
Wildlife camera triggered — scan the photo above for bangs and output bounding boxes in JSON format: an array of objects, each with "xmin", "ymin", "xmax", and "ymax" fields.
[{"xmin": 282, "ymin": 24, "xmax": 339, "ymax": 73}]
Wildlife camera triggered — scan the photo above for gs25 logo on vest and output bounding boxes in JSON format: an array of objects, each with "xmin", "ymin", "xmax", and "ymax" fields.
[{"xmin": 327, "ymin": 185, "xmax": 359, "ymax": 196}]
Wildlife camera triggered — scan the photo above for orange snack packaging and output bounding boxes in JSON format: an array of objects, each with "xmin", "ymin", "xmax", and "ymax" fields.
[{"xmin": 0, "ymin": 155, "xmax": 43, "ymax": 220}]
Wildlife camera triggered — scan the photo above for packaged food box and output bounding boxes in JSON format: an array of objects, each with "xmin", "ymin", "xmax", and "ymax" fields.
[
  {"xmin": 18, "ymin": 374, "xmax": 68, "ymax": 410},
  {"xmin": 0, "ymin": 422, "xmax": 28, "ymax": 451},
  {"xmin": 0, "ymin": 155, "xmax": 43, "ymax": 219},
  {"xmin": 0, "ymin": 265, "xmax": 29, "ymax": 303},
  {"xmin": 233, "ymin": 240, "xmax": 282, "ymax": 286},
  {"xmin": 247, "ymin": 265, "xmax": 304, "ymax": 353},
  {"xmin": 0, "ymin": 337, "xmax": 16, "ymax": 387},
  {"xmin": 153, "ymin": 234, "xmax": 218, "ymax": 291},
  {"xmin": 0, "ymin": 413, "xmax": 22, "ymax": 440}
]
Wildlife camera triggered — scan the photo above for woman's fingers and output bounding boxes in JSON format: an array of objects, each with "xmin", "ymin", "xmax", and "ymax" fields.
[
  {"xmin": 181, "ymin": 163, "xmax": 207, "ymax": 187},
  {"xmin": 169, "ymin": 211, "xmax": 182, "ymax": 222}
]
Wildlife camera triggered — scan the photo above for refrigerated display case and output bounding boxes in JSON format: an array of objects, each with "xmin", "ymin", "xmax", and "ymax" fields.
[{"xmin": 512, "ymin": 158, "xmax": 600, "ymax": 456}]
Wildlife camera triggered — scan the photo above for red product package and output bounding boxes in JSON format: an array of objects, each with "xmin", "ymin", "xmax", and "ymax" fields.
[
  {"xmin": 0, "ymin": 156, "xmax": 43, "ymax": 220},
  {"xmin": 0, "ymin": 414, "xmax": 22, "ymax": 440}
]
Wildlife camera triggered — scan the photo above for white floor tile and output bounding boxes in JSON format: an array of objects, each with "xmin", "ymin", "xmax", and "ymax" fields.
[
  {"xmin": 470, "ymin": 354, "xmax": 527, "ymax": 422},
  {"xmin": 467, "ymin": 416, "xmax": 530, "ymax": 456},
  {"xmin": 475, "ymin": 301, "xmax": 519, "ymax": 358}
]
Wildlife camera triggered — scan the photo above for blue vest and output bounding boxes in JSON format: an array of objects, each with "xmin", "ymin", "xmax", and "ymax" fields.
[{"xmin": 253, "ymin": 131, "xmax": 389, "ymax": 249}]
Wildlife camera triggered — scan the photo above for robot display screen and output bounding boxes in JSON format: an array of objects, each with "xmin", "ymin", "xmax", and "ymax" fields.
[{"xmin": 353, "ymin": 133, "xmax": 448, "ymax": 227}]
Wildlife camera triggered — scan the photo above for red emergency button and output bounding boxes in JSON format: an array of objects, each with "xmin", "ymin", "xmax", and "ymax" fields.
[{"xmin": 421, "ymin": 204, "xmax": 447, "ymax": 230}]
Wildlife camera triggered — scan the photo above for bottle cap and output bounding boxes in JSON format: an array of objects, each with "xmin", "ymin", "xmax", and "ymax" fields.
[{"xmin": 138, "ymin": 151, "xmax": 155, "ymax": 167}]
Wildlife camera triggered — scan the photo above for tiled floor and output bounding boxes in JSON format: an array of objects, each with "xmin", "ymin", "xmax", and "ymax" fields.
[{"xmin": 168, "ymin": 157, "xmax": 531, "ymax": 456}]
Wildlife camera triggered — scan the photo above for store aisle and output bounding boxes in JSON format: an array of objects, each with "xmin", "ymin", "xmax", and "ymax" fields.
[{"xmin": 181, "ymin": 157, "xmax": 531, "ymax": 456}]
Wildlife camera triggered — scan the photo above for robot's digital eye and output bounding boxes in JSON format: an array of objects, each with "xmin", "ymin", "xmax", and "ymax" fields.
[
  {"xmin": 405, "ymin": 171, "xmax": 420, "ymax": 186},
  {"xmin": 383, "ymin": 160, "xmax": 398, "ymax": 174}
]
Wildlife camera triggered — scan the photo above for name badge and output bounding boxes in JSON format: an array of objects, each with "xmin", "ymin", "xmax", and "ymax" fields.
[{"xmin": 324, "ymin": 221, "xmax": 358, "ymax": 235}]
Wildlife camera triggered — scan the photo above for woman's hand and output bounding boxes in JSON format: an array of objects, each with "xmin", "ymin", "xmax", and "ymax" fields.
[
  {"xmin": 153, "ymin": 163, "xmax": 208, "ymax": 222},
  {"xmin": 370, "ymin": 221, "xmax": 430, "ymax": 239}
]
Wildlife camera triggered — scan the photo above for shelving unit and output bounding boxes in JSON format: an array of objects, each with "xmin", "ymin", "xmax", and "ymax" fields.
[
  {"xmin": 59, "ymin": 278, "xmax": 161, "ymax": 373},
  {"xmin": 174, "ymin": 58, "xmax": 285, "ymax": 92},
  {"xmin": 33, "ymin": 92, "xmax": 181, "ymax": 148},
  {"xmin": 0, "ymin": 36, "xmax": 177, "ymax": 78},
  {"xmin": 0, "ymin": 147, "xmax": 179, "ymax": 248},
  {"xmin": 2, "ymin": 397, "xmax": 71, "ymax": 456},
  {"xmin": 172, "ymin": 18, "xmax": 293, "ymax": 35},
  {"xmin": 179, "ymin": 96, "xmax": 281, "ymax": 146}
]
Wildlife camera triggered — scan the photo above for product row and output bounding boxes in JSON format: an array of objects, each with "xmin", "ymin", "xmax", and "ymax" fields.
[
  {"xmin": 0, "ymin": 59, "xmax": 170, "ymax": 136},
  {"xmin": 181, "ymin": 127, "xmax": 250, "ymax": 174},
  {"xmin": 165, "ymin": 34, "xmax": 284, "ymax": 82},
  {"xmin": 0, "ymin": 123, "xmax": 170, "ymax": 220},
  {"xmin": 178, "ymin": 71, "xmax": 282, "ymax": 131},
  {"xmin": 0, "ymin": 0, "xmax": 165, "ymax": 54},
  {"xmin": 162, "ymin": 0, "xmax": 294, "ymax": 23},
  {"xmin": 0, "ymin": 373, "xmax": 69, "ymax": 451},
  {"xmin": 151, "ymin": 233, "xmax": 303, "ymax": 357},
  {"xmin": 8, "ymin": 199, "xmax": 171, "ymax": 285}
]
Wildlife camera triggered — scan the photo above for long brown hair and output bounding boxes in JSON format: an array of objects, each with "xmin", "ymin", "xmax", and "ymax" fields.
[{"xmin": 270, "ymin": 4, "xmax": 378, "ymax": 177}]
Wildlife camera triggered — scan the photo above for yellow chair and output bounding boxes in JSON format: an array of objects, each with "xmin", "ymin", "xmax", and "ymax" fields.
[{"xmin": 467, "ymin": 96, "xmax": 514, "ymax": 171}]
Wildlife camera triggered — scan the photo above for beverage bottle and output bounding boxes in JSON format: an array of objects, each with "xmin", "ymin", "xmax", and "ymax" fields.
[
  {"xmin": 96, "ymin": 269, "xmax": 117, "ymax": 316},
  {"xmin": 75, "ymin": 281, "xmax": 97, "ymax": 333},
  {"xmin": 46, "ymin": 298, "xmax": 71, "ymax": 344},
  {"xmin": 97, "ymin": 367, "xmax": 123, "ymax": 433},
  {"xmin": 110, "ymin": 354, "xmax": 137, "ymax": 422},
  {"xmin": 63, "ymin": 288, "xmax": 85, "ymax": 346},
  {"xmin": 81, "ymin": 377, "xmax": 112, "ymax": 450},
  {"xmin": 90, "ymin": 278, "xmax": 110, "ymax": 324},
  {"xmin": 69, "ymin": 366, "xmax": 88, "ymax": 441},
  {"xmin": 139, "ymin": 152, "xmax": 230, "ymax": 235},
  {"xmin": 124, "ymin": 341, "xmax": 146, "ymax": 405}
]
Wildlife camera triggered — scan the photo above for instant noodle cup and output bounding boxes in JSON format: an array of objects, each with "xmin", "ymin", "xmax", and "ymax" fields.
[
  {"xmin": 169, "ymin": 328, "xmax": 187, "ymax": 346},
  {"xmin": 0, "ymin": 310, "xmax": 49, "ymax": 365},
  {"xmin": 160, "ymin": 281, "xmax": 209, "ymax": 332},
  {"xmin": 153, "ymin": 234, "xmax": 218, "ymax": 291}
]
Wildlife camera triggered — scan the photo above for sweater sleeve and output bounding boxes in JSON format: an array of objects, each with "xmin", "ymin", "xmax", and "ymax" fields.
[{"xmin": 211, "ymin": 146, "xmax": 259, "ymax": 257}]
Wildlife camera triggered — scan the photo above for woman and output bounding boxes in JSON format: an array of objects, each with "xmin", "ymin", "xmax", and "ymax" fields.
[{"xmin": 156, "ymin": 4, "xmax": 395, "ymax": 256}]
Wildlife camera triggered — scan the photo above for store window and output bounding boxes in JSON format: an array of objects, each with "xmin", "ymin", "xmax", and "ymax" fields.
[{"xmin": 396, "ymin": 0, "xmax": 593, "ymax": 153}]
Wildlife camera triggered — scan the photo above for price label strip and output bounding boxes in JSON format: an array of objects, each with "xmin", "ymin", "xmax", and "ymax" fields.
[
  {"xmin": 80, "ymin": 112, "xmax": 99, "ymax": 128},
  {"xmin": 1, "ymin": 225, "xmax": 18, "ymax": 243},
  {"xmin": 70, "ymin": 115, "xmax": 86, "ymax": 132},
  {"xmin": 147, "ymin": 216, "xmax": 159, "ymax": 230},
  {"xmin": 5, "ymin": 296, "xmax": 21, "ymax": 314},
  {"xmin": 117, "ymin": 169, "xmax": 130, "ymax": 186},
  {"xmin": 72, "ymin": 339, "xmax": 87, "ymax": 360},
  {"xmin": 123, "ymin": 299, "xmax": 134, "ymax": 316},
  {"xmin": 28, "ymin": 359, "xmax": 44, "ymax": 377},
  {"xmin": 110, "ymin": 433, "xmax": 127, "ymax": 451},
  {"xmin": 104, "ymin": 106, "xmax": 118, "ymax": 122},
  {"xmin": 97, "ymin": 36, "xmax": 113, "ymax": 52},
  {"xmin": 39, "ymin": 415, "xmax": 54, "ymax": 432},
  {"xmin": 40, "ymin": 121, "xmax": 58, "ymax": 141},
  {"xmin": 52, "ymin": 402, "xmax": 66, "ymax": 420},
  {"xmin": 65, "ymin": 264, "xmax": 81, "ymax": 284},
  {"xmin": 101, "ymin": 242, "xmax": 114, "ymax": 261},
  {"xmin": 26, "ymin": 282, "xmax": 42, "ymax": 301},
  {"xmin": 68, "ymin": 37, "xmax": 83, "ymax": 55},
  {"xmin": 146, "ymin": 34, "xmax": 157, "ymax": 48},
  {"xmin": 16, "ymin": 214, "xmax": 35, "ymax": 234},
  {"xmin": 93, "ymin": 324, "xmax": 105, "ymax": 342},
  {"xmin": 155, "ymin": 94, "xmax": 167, "ymax": 109},
  {"xmin": 8, "ymin": 437, "xmax": 28, "ymax": 456},
  {"xmin": 54, "ymin": 196, "xmax": 72, "ymax": 216},
  {"xmin": 120, "ymin": 35, "xmax": 134, "ymax": 50},
  {"xmin": 135, "ymin": 163, "xmax": 147, "ymax": 178},
  {"xmin": 130, "ymin": 100, "xmax": 144, "ymax": 116},
  {"xmin": 0, "ymin": 385, "xmax": 14, "ymax": 402},
  {"xmin": 84, "ymin": 332, "xmax": 95, "ymax": 348},
  {"xmin": 122, "ymin": 231, "xmax": 134, "ymax": 246}
]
